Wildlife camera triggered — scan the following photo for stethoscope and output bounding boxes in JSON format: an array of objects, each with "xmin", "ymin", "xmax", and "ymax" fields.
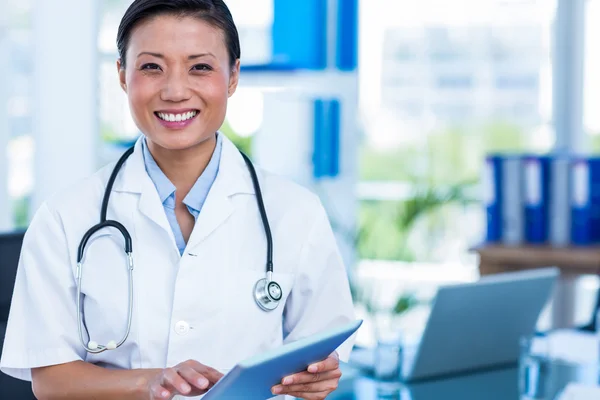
[{"xmin": 76, "ymin": 143, "xmax": 283, "ymax": 354}]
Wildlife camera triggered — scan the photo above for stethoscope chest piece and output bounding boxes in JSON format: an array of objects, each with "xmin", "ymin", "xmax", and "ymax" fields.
[{"xmin": 254, "ymin": 278, "xmax": 282, "ymax": 311}]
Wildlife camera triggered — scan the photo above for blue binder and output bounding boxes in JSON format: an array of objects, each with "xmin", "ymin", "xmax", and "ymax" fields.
[
  {"xmin": 589, "ymin": 157, "xmax": 600, "ymax": 243},
  {"xmin": 313, "ymin": 99, "xmax": 340, "ymax": 178},
  {"xmin": 549, "ymin": 154, "xmax": 571, "ymax": 247},
  {"xmin": 523, "ymin": 156, "xmax": 550, "ymax": 244},
  {"xmin": 501, "ymin": 155, "xmax": 524, "ymax": 246},
  {"xmin": 484, "ymin": 155, "xmax": 503, "ymax": 243},
  {"xmin": 570, "ymin": 157, "xmax": 592, "ymax": 245}
]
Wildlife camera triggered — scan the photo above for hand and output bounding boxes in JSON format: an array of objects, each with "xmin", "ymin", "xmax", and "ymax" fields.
[
  {"xmin": 271, "ymin": 352, "xmax": 342, "ymax": 399},
  {"xmin": 148, "ymin": 360, "xmax": 224, "ymax": 399}
]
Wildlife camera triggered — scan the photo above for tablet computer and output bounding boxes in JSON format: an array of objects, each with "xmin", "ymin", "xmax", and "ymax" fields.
[{"xmin": 202, "ymin": 319, "xmax": 363, "ymax": 399}]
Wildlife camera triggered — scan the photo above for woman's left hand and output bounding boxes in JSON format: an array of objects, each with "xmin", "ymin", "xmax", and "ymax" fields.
[{"xmin": 271, "ymin": 352, "xmax": 342, "ymax": 399}]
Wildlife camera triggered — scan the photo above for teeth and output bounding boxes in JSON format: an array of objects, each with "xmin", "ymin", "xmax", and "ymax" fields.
[{"xmin": 157, "ymin": 111, "xmax": 198, "ymax": 122}]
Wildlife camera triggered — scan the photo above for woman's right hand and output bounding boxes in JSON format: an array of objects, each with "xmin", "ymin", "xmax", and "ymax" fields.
[{"xmin": 148, "ymin": 360, "xmax": 224, "ymax": 399}]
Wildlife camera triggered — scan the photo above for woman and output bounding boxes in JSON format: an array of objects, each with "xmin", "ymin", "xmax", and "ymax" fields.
[{"xmin": 0, "ymin": 0, "xmax": 356, "ymax": 399}]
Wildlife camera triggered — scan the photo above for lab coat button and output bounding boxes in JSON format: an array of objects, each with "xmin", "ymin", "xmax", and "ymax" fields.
[{"xmin": 175, "ymin": 321, "xmax": 190, "ymax": 335}]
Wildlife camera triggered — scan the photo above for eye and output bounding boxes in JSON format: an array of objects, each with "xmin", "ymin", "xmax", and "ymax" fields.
[
  {"xmin": 140, "ymin": 63, "xmax": 161, "ymax": 71},
  {"xmin": 191, "ymin": 64, "xmax": 212, "ymax": 72}
]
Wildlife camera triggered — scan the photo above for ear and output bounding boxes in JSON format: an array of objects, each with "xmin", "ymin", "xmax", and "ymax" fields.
[
  {"xmin": 228, "ymin": 59, "xmax": 241, "ymax": 98},
  {"xmin": 117, "ymin": 59, "xmax": 127, "ymax": 93}
]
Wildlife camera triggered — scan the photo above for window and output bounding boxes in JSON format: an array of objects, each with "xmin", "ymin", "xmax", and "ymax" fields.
[
  {"xmin": 427, "ymin": 27, "xmax": 472, "ymax": 63},
  {"xmin": 436, "ymin": 75, "xmax": 473, "ymax": 89},
  {"xmin": 358, "ymin": 0, "xmax": 556, "ymax": 264},
  {"xmin": 3, "ymin": 0, "xmax": 33, "ymax": 228},
  {"xmin": 494, "ymin": 75, "xmax": 538, "ymax": 90},
  {"xmin": 584, "ymin": 0, "xmax": 600, "ymax": 147},
  {"xmin": 97, "ymin": 0, "xmax": 138, "ymax": 167},
  {"xmin": 383, "ymin": 31, "xmax": 418, "ymax": 61}
]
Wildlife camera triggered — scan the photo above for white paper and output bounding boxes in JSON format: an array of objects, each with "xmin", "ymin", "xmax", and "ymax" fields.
[
  {"xmin": 525, "ymin": 160, "xmax": 541, "ymax": 205},
  {"xmin": 572, "ymin": 162, "xmax": 589, "ymax": 207},
  {"xmin": 557, "ymin": 383, "xmax": 600, "ymax": 400},
  {"xmin": 544, "ymin": 330, "xmax": 599, "ymax": 365},
  {"xmin": 483, "ymin": 160, "xmax": 495, "ymax": 205}
]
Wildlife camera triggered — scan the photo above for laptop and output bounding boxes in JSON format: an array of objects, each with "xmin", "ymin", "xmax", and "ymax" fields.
[{"xmin": 349, "ymin": 267, "xmax": 559, "ymax": 382}]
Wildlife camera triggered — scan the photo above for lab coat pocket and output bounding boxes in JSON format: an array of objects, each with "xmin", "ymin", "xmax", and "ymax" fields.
[{"xmin": 218, "ymin": 269, "xmax": 294, "ymax": 370}]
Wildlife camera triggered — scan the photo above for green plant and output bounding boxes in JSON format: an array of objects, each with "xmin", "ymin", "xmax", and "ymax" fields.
[
  {"xmin": 349, "ymin": 277, "xmax": 419, "ymax": 317},
  {"xmin": 13, "ymin": 196, "xmax": 30, "ymax": 229},
  {"xmin": 393, "ymin": 293, "xmax": 419, "ymax": 315},
  {"xmin": 396, "ymin": 182, "xmax": 477, "ymax": 232},
  {"xmin": 358, "ymin": 200, "xmax": 412, "ymax": 261},
  {"xmin": 357, "ymin": 121, "xmax": 526, "ymax": 262},
  {"xmin": 356, "ymin": 181, "xmax": 477, "ymax": 262},
  {"xmin": 220, "ymin": 119, "xmax": 253, "ymax": 157}
]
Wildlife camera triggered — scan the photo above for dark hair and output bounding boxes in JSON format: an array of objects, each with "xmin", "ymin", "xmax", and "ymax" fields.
[{"xmin": 117, "ymin": 0, "xmax": 241, "ymax": 69}]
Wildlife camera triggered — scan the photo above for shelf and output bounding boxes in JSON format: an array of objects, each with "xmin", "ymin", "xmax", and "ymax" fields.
[{"xmin": 472, "ymin": 244, "xmax": 600, "ymax": 272}]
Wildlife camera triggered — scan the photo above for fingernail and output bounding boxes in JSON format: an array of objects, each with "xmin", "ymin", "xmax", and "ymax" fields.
[
  {"xmin": 308, "ymin": 365, "xmax": 318, "ymax": 373},
  {"xmin": 161, "ymin": 390, "xmax": 169, "ymax": 398},
  {"xmin": 198, "ymin": 378, "xmax": 209, "ymax": 388},
  {"xmin": 180, "ymin": 383, "xmax": 191, "ymax": 393},
  {"xmin": 272, "ymin": 386, "xmax": 282, "ymax": 394},
  {"xmin": 282, "ymin": 377, "xmax": 292, "ymax": 385}
]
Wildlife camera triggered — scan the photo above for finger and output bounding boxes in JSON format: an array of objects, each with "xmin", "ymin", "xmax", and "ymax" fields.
[
  {"xmin": 177, "ymin": 366, "xmax": 210, "ymax": 391},
  {"xmin": 284, "ymin": 390, "xmax": 331, "ymax": 400},
  {"xmin": 182, "ymin": 360, "xmax": 224, "ymax": 383},
  {"xmin": 273, "ymin": 376, "xmax": 341, "ymax": 395},
  {"xmin": 279, "ymin": 369, "xmax": 342, "ymax": 386},
  {"xmin": 149, "ymin": 384, "xmax": 172, "ymax": 400},
  {"xmin": 307, "ymin": 352, "xmax": 339, "ymax": 374},
  {"xmin": 161, "ymin": 368, "xmax": 191, "ymax": 395}
]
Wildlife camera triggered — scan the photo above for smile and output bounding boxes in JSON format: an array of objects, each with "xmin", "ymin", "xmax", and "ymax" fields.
[{"xmin": 155, "ymin": 110, "xmax": 199, "ymax": 122}]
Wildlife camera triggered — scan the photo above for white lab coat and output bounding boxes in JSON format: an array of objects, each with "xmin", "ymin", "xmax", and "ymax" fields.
[{"xmin": 0, "ymin": 135, "xmax": 356, "ymax": 397}]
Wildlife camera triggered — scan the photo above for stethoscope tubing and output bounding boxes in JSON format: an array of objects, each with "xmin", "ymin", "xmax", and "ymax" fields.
[{"xmin": 75, "ymin": 140, "xmax": 280, "ymax": 353}]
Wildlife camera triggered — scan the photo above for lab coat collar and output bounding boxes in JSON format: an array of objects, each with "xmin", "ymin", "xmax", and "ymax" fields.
[
  {"xmin": 111, "ymin": 134, "xmax": 257, "ymax": 246},
  {"xmin": 111, "ymin": 133, "xmax": 255, "ymax": 197}
]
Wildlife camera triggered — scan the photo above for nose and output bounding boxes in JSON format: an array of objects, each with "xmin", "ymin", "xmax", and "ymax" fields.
[{"xmin": 160, "ymin": 69, "xmax": 192, "ymax": 103}]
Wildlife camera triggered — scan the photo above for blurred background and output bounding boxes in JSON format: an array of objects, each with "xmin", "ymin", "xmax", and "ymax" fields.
[{"xmin": 2, "ymin": 0, "xmax": 600, "ymax": 348}]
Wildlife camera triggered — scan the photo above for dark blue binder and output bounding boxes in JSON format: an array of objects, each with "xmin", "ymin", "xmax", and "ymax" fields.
[
  {"xmin": 589, "ymin": 157, "xmax": 600, "ymax": 243},
  {"xmin": 484, "ymin": 155, "xmax": 503, "ymax": 243}
]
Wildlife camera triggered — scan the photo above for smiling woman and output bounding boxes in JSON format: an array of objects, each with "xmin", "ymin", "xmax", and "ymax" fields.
[
  {"xmin": 116, "ymin": 10, "xmax": 239, "ymax": 154},
  {"xmin": 0, "ymin": 1, "xmax": 356, "ymax": 400},
  {"xmin": 114, "ymin": 3, "xmax": 243, "ymax": 249}
]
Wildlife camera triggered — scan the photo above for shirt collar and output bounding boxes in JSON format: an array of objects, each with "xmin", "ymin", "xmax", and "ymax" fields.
[
  {"xmin": 141, "ymin": 133, "xmax": 223, "ymax": 209},
  {"xmin": 183, "ymin": 134, "xmax": 222, "ymax": 212},
  {"xmin": 141, "ymin": 138, "xmax": 175, "ymax": 204}
]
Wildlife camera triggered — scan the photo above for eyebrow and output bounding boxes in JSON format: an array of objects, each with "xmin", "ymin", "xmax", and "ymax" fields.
[{"xmin": 136, "ymin": 51, "xmax": 216, "ymax": 60}]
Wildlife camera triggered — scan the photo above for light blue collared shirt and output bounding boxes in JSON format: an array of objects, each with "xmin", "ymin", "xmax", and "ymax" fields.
[{"xmin": 141, "ymin": 134, "xmax": 223, "ymax": 255}]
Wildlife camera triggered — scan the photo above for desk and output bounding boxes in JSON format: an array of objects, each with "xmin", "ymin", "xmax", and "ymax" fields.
[
  {"xmin": 473, "ymin": 245, "xmax": 600, "ymax": 328},
  {"xmin": 330, "ymin": 365, "xmax": 519, "ymax": 400},
  {"xmin": 332, "ymin": 330, "xmax": 600, "ymax": 400},
  {"xmin": 331, "ymin": 363, "xmax": 600, "ymax": 400}
]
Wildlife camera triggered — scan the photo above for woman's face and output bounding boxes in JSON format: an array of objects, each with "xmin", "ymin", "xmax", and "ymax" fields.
[{"xmin": 118, "ymin": 15, "xmax": 239, "ymax": 151}]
